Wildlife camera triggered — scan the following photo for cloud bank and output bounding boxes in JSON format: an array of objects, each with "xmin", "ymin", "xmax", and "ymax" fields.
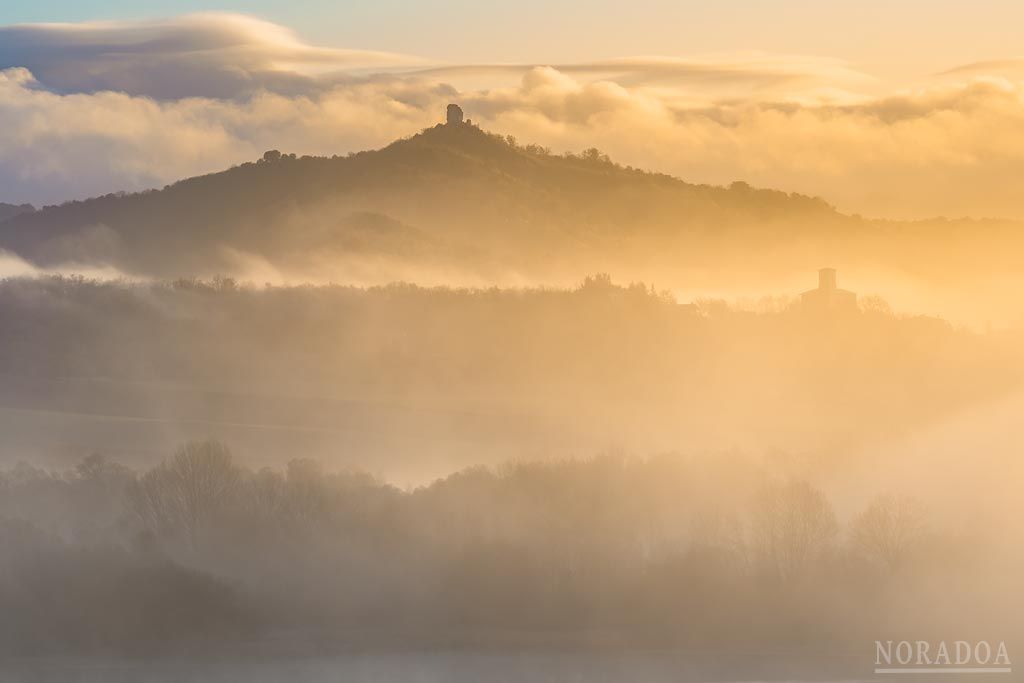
[
  {"xmin": 2, "ymin": 13, "xmax": 1024, "ymax": 219},
  {"xmin": 0, "ymin": 13, "xmax": 422, "ymax": 100}
]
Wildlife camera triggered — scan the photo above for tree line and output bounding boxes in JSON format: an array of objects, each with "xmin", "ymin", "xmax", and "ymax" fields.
[{"xmin": 0, "ymin": 440, "xmax": 999, "ymax": 656}]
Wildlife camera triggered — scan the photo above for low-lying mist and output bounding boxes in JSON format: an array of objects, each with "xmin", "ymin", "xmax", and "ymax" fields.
[
  {"xmin": 1, "ymin": 273, "xmax": 1021, "ymax": 679},
  {"xmin": 1, "ymin": 441, "xmax": 1020, "ymax": 672},
  {"xmin": 0, "ymin": 274, "xmax": 1020, "ymax": 482}
]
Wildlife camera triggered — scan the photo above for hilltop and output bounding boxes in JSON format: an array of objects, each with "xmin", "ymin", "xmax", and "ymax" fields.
[
  {"xmin": 0, "ymin": 203, "xmax": 33, "ymax": 223},
  {"xmin": 0, "ymin": 119, "xmax": 841, "ymax": 280}
]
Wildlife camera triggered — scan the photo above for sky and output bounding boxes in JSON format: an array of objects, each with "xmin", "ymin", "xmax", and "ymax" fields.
[
  {"xmin": 4, "ymin": 0, "xmax": 1024, "ymax": 74},
  {"xmin": 3, "ymin": 2, "xmax": 1024, "ymax": 219}
]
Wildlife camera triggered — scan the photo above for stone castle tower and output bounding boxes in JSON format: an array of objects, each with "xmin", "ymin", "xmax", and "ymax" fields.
[
  {"xmin": 801, "ymin": 268, "xmax": 857, "ymax": 313},
  {"xmin": 446, "ymin": 104, "xmax": 465, "ymax": 126}
]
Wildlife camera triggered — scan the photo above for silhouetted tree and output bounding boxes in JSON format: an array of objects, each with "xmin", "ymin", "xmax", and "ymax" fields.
[
  {"xmin": 128, "ymin": 440, "xmax": 241, "ymax": 547},
  {"xmin": 851, "ymin": 494, "xmax": 927, "ymax": 572},
  {"xmin": 748, "ymin": 480, "xmax": 838, "ymax": 580}
]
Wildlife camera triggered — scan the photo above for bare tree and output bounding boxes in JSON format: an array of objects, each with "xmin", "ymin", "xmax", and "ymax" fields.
[
  {"xmin": 851, "ymin": 494, "xmax": 927, "ymax": 572},
  {"xmin": 283, "ymin": 458, "xmax": 332, "ymax": 526},
  {"xmin": 748, "ymin": 480, "xmax": 838, "ymax": 580},
  {"xmin": 244, "ymin": 467, "xmax": 288, "ymax": 523},
  {"xmin": 128, "ymin": 440, "xmax": 241, "ymax": 547}
]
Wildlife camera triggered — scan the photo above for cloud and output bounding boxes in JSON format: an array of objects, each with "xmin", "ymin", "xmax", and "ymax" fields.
[
  {"xmin": 415, "ymin": 54, "xmax": 876, "ymax": 105},
  {"xmin": 3, "ymin": 13, "xmax": 1024, "ymax": 219},
  {"xmin": 0, "ymin": 13, "xmax": 876, "ymax": 103},
  {"xmin": 0, "ymin": 13, "xmax": 422, "ymax": 100},
  {"xmin": 938, "ymin": 58, "xmax": 1024, "ymax": 79},
  {"xmin": 0, "ymin": 66, "xmax": 455, "ymax": 205},
  {"xmin": 468, "ymin": 72, "xmax": 1024, "ymax": 219}
]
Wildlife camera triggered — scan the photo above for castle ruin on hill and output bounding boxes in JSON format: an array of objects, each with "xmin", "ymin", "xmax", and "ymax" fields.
[
  {"xmin": 446, "ymin": 104, "xmax": 465, "ymax": 126},
  {"xmin": 801, "ymin": 268, "xmax": 857, "ymax": 313}
]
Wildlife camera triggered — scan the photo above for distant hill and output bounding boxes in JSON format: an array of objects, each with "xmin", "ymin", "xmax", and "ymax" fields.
[
  {"xmin": 0, "ymin": 203, "xmax": 34, "ymax": 224},
  {"xmin": 0, "ymin": 275, "xmax": 1016, "ymax": 475},
  {"xmin": 0, "ymin": 122, "xmax": 842, "ymax": 280},
  {"xmin": 2, "ymin": 120, "xmax": 1023, "ymax": 315}
]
